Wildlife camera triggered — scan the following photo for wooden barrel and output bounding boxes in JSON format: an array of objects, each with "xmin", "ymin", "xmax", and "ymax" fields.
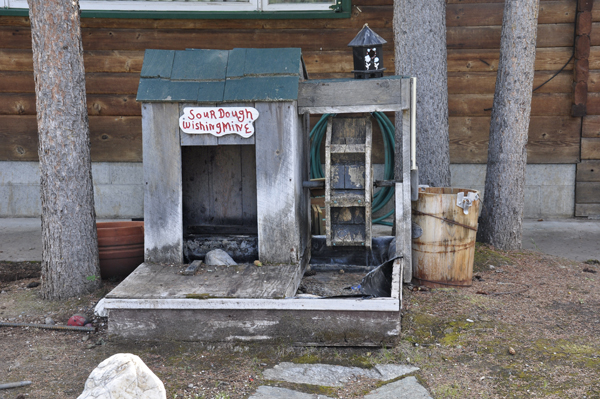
[
  {"xmin": 412, "ymin": 188, "xmax": 480, "ymax": 288},
  {"xmin": 97, "ymin": 221, "xmax": 144, "ymax": 279}
]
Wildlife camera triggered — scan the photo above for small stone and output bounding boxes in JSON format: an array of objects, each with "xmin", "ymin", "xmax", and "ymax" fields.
[
  {"xmin": 508, "ymin": 347, "xmax": 516, "ymax": 355},
  {"xmin": 45, "ymin": 317, "xmax": 55, "ymax": 325},
  {"xmin": 205, "ymin": 249, "xmax": 237, "ymax": 266},
  {"xmin": 82, "ymin": 335, "xmax": 90, "ymax": 342},
  {"xmin": 254, "ymin": 260, "xmax": 263, "ymax": 267},
  {"xmin": 77, "ymin": 353, "xmax": 166, "ymax": 399},
  {"xmin": 339, "ymin": 269, "xmax": 345, "ymax": 274},
  {"xmin": 188, "ymin": 384, "xmax": 194, "ymax": 388}
]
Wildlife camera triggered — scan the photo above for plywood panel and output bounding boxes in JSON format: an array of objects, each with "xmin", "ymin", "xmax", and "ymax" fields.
[
  {"xmin": 447, "ymin": 47, "xmax": 574, "ymax": 72},
  {"xmin": 447, "ymin": 70, "xmax": 572, "ymax": 94},
  {"xmin": 576, "ymin": 182, "xmax": 600, "ymax": 203},
  {"xmin": 577, "ymin": 160, "xmax": 600, "ymax": 182},
  {"xmin": 449, "ymin": 116, "xmax": 581, "ymax": 164},
  {"xmin": 449, "ymin": 93, "xmax": 572, "ymax": 116},
  {"xmin": 582, "ymin": 138, "xmax": 600, "ymax": 159}
]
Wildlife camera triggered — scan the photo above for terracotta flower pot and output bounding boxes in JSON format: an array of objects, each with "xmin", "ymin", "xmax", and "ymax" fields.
[{"xmin": 97, "ymin": 221, "xmax": 144, "ymax": 279}]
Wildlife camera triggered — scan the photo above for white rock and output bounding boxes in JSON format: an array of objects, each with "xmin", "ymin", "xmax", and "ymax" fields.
[
  {"xmin": 77, "ymin": 353, "xmax": 166, "ymax": 399},
  {"xmin": 205, "ymin": 249, "xmax": 237, "ymax": 266}
]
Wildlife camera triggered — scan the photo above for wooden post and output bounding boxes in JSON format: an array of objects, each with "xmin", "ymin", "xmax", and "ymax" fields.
[
  {"xmin": 395, "ymin": 78, "xmax": 412, "ymax": 283},
  {"xmin": 142, "ymin": 102, "xmax": 183, "ymax": 264},
  {"xmin": 254, "ymin": 101, "xmax": 309, "ymax": 267},
  {"xmin": 572, "ymin": 0, "xmax": 593, "ymax": 117}
]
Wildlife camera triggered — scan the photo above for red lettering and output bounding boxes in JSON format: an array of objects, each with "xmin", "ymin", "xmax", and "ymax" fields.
[
  {"xmin": 222, "ymin": 122, "xmax": 231, "ymax": 132},
  {"xmin": 210, "ymin": 110, "xmax": 217, "ymax": 119},
  {"xmin": 245, "ymin": 109, "xmax": 253, "ymax": 120},
  {"xmin": 235, "ymin": 124, "xmax": 242, "ymax": 132},
  {"xmin": 216, "ymin": 122, "xmax": 222, "ymax": 135},
  {"xmin": 245, "ymin": 124, "xmax": 252, "ymax": 134},
  {"xmin": 208, "ymin": 124, "xmax": 215, "ymax": 131},
  {"xmin": 188, "ymin": 109, "xmax": 195, "ymax": 120},
  {"xmin": 234, "ymin": 110, "xmax": 244, "ymax": 123},
  {"xmin": 183, "ymin": 121, "xmax": 190, "ymax": 129},
  {"xmin": 203, "ymin": 112, "xmax": 210, "ymax": 118},
  {"xmin": 218, "ymin": 108, "xmax": 225, "ymax": 118},
  {"xmin": 196, "ymin": 112, "xmax": 202, "ymax": 120}
]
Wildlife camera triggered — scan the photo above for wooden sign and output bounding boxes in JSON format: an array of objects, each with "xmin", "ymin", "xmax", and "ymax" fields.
[{"xmin": 179, "ymin": 107, "xmax": 259, "ymax": 138}]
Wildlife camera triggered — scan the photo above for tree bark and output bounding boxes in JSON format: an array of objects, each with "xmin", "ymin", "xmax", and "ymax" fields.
[
  {"xmin": 477, "ymin": 0, "xmax": 540, "ymax": 251},
  {"xmin": 393, "ymin": 0, "xmax": 450, "ymax": 187},
  {"xmin": 28, "ymin": 0, "xmax": 100, "ymax": 299}
]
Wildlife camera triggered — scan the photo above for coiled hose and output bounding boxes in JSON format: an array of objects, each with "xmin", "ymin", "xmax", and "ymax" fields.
[{"xmin": 309, "ymin": 112, "xmax": 395, "ymax": 226}]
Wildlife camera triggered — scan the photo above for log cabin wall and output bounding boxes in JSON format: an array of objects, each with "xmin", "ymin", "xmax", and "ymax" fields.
[{"xmin": 0, "ymin": 0, "xmax": 597, "ymax": 218}]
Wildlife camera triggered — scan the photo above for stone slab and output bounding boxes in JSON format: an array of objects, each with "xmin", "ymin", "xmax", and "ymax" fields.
[
  {"xmin": 249, "ymin": 386, "xmax": 332, "ymax": 399},
  {"xmin": 262, "ymin": 362, "xmax": 418, "ymax": 387},
  {"xmin": 364, "ymin": 376, "xmax": 432, "ymax": 399}
]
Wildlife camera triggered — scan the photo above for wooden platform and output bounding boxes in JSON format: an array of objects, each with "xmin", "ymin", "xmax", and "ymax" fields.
[
  {"xmin": 106, "ymin": 262, "xmax": 302, "ymax": 300},
  {"xmin": 103, "ymin": 260, "xmax": 402, "ymax": 346}
]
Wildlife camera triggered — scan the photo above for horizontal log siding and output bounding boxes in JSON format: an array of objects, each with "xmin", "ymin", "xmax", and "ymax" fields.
[
  {"xmin": 578, "ymin": 1, "xmax": 600, "ymax": 216},
  {"xmin": 0, "ymin": 0, "xmax": 583, "ymax": 167}
]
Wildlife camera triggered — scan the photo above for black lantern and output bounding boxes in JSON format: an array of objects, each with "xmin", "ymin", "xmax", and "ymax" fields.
[{"xmin": 348, "ymin": 24, "xmax": 387, "ymax": 79}]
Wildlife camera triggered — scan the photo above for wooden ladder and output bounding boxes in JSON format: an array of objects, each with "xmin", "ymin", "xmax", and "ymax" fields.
[{"xmin": 325, "ymin": 115, "xmax": 373, "ymax": 248}]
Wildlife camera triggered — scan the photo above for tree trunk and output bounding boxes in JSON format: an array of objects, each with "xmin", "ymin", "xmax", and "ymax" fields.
[
  {"xmin": 393, "ymin": 0, "xmax": 450, "ymax": 187},
  {"xmin": 28, "ymin": 0, "xmax": 100, "ymax": 299},
  {"xmin": 477, "ymin": 0, "xmax": 540, "ymax": 251}
]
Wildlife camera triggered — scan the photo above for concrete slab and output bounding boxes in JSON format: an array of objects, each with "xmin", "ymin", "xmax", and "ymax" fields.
[
  {"xmin": 364, "ymin": 376, "xmax": 432, "ymax": 399},
  {"xmin": 249, "ymin": 386, "xmax": 333, "ymax": 399},
  {"xmin": 522, "ymin": 219, "xmax": 600, "ymax": 262},
  {"xmin": 0, "ymin": 218, "xmax": 42, "ymax": 262},
  {"xmin": 262, "ymin": 362, "xmax": 418, "ymax": 387}
]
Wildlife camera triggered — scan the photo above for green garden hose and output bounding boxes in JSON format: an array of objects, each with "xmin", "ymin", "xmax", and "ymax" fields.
[{"xmin": 309, "ymin": 112, "xmax": 395, "ymax": 226}]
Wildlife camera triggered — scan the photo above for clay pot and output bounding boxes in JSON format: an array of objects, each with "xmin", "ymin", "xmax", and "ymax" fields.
[{"xmin": 97, "ymin": 221, "xmax": 144, "ymax": 279}]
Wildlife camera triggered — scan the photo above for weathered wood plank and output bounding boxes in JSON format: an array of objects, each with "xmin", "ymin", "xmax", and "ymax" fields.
[
  {"xmin": 576, "ymin": 182, "xmax": 600, "ymax": 203},
  {"xmin": 449, "ymin": 93, "xmax": 572, "ymax": 116},
  {"xmin": 0, "ymin": 115, "xmax": 142, "ymax": 162},
  {"xmin": 581, "ymin": 137, "xmax": 600, "ymax": 159},
  {"xmin": 584, "ymin": 92, "xmax": 600, "ymax": 115},
  {"xmin": 447, "ymin": 24, "xmax": 575, "ymax": 49},
  {"xmin": 577, "ymin": 160, "xmax": 600, "ymax": 182},
  {"xmin": 0, "ymin": 49, "xmax": 144, "ymax": 73},
  {"xmin": 212, "ymin": 146, "xmax": 244, "ymax": 225},
  {"xmin": 107, "ymin": 262, "xmax": 300, "ymax": 299},
  {"xmin": 575, "ymin": 203, "xmax": 600, "ymax": 216},
  {"xmin": 449, "ymin": 116, "xmax": 581, "ymax": 164},
  {"xmin": 107, "ymin": 307, "xmax": 400, "ymax": 345},
  {"xmin": 582, "ymin": 114, "xmax": 600, "ymax": 137},
  {"xmin": 447, "ymin": 70, "xmax": 572, "ymax": 94},
  {"xmin": 446, "ymin": 1, "xmax": 576, "ymax": 27},
  {"xmin": 298, "ymin": 78, "xmax": 406, "ymax": 114},
  {"xmin": 447, "ymin": 47, "xmax": 574, "ymax": 72},
  {"xmin": 142, "ymin": 103, "xmax": 183, "ymax": 263},
  {"xmin": 0, "ymin": 93, "xmax": 140, "ymax": 116},
  {"xmin": 241, "ymin": 145, "xmax": 258, "ymax": 226},
  {"xmin": 302, "ymin": 51, "xmax": 395, "ymax": 75},
  {"xmin": 0, "ymin": 71, "xmax": 139, "ymax": 94},
  {"xmin": 254, "ymin": 101, "xmax": 309, "ymax": 266}
]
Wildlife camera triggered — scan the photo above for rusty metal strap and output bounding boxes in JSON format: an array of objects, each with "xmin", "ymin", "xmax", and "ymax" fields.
[{"xmin": 412, "ymin": 209, "xmax": 478, "ymax": 232}]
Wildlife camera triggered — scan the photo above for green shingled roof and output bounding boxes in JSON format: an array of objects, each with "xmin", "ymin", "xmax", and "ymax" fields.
[{"xmin": 137, "ymin": 48, "xmax": 306, "ymax": 103}]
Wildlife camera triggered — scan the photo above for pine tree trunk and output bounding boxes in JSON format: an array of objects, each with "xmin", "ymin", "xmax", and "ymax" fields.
[
  {"xmin": 28, "ymin": 0, "xmax": 100, "ymax": 299},
  {"xmin": 477, "ymin": 0, "xmax": 540, "ymax": 251},
  {"xmin": 393, "ymin": 0, "xmax": 450, "ymax": 187}
]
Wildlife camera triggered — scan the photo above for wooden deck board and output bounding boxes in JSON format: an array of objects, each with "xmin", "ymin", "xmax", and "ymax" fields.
[{"xmin": 106, "ymin": 262, "xmax": 302, "ymax": 299}]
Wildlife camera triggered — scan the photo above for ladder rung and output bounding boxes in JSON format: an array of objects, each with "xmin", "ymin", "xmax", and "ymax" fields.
[{"xmin": 329, "ymin": 144, "xmax": 366, "ymax": 154}]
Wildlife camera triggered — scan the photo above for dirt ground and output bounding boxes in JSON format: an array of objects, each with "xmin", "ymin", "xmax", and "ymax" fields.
[{"xmin": 1, "ymin": 245, "xmax": 600, "ymax": 399}]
